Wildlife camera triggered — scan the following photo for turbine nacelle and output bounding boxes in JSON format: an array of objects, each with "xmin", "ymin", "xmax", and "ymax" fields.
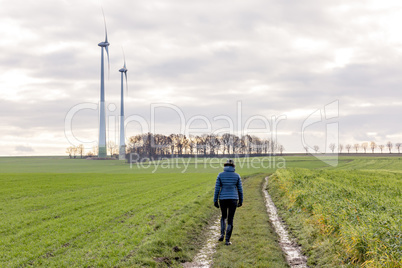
[
  {"xmin": 98, "ymin": 41, "xmax": 110, "ymax": 47},
  {"xmin": 119, "ymin": 67, "xmax": 127, "ymax": 73}
]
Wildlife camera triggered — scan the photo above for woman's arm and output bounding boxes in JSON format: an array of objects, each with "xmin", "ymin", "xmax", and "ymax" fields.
[
  {"xmin": 237, "ymin": 176, "xmax": 243, "ymax": 204},
  {"xmin": 213, "ymin": 176, "xmax": 222, "ymax": 203}
]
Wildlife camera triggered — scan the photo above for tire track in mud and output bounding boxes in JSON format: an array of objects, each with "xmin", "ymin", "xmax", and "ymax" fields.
[
  {"xmin": 263, "ymin": 176, "xmax": 308, "ymax": 268},
  {"xmin": 182, "ymin": 216, "xmax": 220, "ymax": 268}
]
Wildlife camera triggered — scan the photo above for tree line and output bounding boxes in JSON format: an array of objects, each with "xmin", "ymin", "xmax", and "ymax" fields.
[
  {"xmin": 66, "ymin": 137, "xmax": 402, "ymax": 158},
  {"xmin": 66, "ymin": 133, "xmax": 283, "ymax": 159},
  {"xmin": 66, "ymin": 142, "xmax": 119, "ymax": 159},
  {"xmin": 127, "ymin": 133, "xmax": 284, "ymax": 158},
  {"xmin": 306, "ymin": 141, "xmax": 402, "ymax": 154}
]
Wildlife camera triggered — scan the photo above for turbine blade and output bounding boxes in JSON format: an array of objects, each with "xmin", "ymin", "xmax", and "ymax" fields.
[
  {"xmin": 102, "ymin": 8, "xmax": 108, "ymax": 43},
  {"xmin": 122, "ymin": 47, "xmax": 126, "ymax": 68},
  {"xmin": 105, "ymin": 27, "xmax": 108, "ymax": 43},
  {"xmin": 105, "ymin": 46, "xmax": 110, "ymax": 79},
  {"xmin": 125, "ymin": 72, "xmax": 128, "ymax": 96}
]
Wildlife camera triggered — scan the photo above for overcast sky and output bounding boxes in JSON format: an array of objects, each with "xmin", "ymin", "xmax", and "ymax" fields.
[{"xmin": 1, "ymin": 0, "xmax": 402, "ymax": 156}]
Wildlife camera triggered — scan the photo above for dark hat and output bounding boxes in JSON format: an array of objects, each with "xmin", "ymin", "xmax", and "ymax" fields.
[{"xmin": 224, "ymin": 159, "xmax": 235, "ymax": 167}]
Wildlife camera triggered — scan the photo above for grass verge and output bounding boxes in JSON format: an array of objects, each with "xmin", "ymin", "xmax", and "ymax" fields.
[
  {"xmin": 212, "ymin": 174, "xmax": 288, "ymax": 268},
  {"xmin": 268, "ymin": 168, "xmax": 402, "ymax": 268}
]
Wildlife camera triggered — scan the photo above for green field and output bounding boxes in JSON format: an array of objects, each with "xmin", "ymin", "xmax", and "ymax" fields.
[
  {"xmin": 0, "ymin": 156, "xmax": 401, "ymax": 267},
  {"xmin": 0, "ymin": 156, "xmax": 291, "ymax": 267},
  {"xmin": 0, "ymin": 155, "xmax": 328, "ymax": 174},
  {"xmin": 1, "ymin": 173, "xmax": 219, "ymax": 267},
  {"xmin": 268, "ymin": 168, "xmax": 402, "ymax": 267}
]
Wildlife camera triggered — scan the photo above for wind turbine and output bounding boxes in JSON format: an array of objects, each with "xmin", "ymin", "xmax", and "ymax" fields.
[
  {"xmin": 118, "ymin": 50, "xmax": 128, "ymax": 160},
  {"xmin": 98, "ymin": 11, "xmax": 110, "ymax": 158}
]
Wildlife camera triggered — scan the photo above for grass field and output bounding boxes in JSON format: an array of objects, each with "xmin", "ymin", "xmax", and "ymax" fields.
[
  {"xmin": 268, "ymin": 168, "xmax": 402, "ymax": 267},
  {"xmin": 1, "ymin": 155, "xmax": 401, "ymax": 267},
  {"xmin": 0, "ymin": 155, "xmax": 344, "ymax": 174},
  {"xmin": 0, "ymin": 173, "xmax": 219, "ymax": 267},
  {"xmin": 0, "ymin": 156, "xmax": 290, "ymax": 267}
]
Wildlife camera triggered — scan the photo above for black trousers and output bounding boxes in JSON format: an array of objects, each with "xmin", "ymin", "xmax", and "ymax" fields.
[{"xmin": 219, "ymin": 199, "xmax": 238, "ymax": 225}]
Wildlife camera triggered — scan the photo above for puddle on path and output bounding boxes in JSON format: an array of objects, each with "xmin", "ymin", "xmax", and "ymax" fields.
[{"xmin": 263, "ymin": 176, "xmax": 308, "ymax": 268}]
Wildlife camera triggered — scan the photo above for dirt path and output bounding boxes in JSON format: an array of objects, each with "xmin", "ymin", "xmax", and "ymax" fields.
[
  {"xmin": 263, "ymin": 176, "xmax": 308, "ymax": 268},
  {"xmin": 183, "ymin": 175, "xmax": 308, "ymax": 268},
  {"xmin": 182, "ymin": 216, "xmax": 220, "ymax": 268}
]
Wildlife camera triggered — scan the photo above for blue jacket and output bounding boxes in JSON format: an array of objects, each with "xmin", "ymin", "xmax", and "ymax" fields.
[{"xmin": 214, "ymin": 166, "xmax": 243, "ymax": 203}]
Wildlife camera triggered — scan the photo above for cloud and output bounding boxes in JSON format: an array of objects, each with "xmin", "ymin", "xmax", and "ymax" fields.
[
  {"xmin": 15, "ymin": 145, "xmax": 34, "ymax": 152},
  {"xmin": 0, "ymin": 0, "xmax": 402, "ymax": 155}
]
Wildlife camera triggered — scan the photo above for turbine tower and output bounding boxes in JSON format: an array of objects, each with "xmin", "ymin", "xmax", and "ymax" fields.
[
  {"xmin": 118, "ymin": 53, "xmax": 128, "ymax": 160},
  {"xmin": 98, "ymin": 12, "xmax": 110, "ymax": 158}
]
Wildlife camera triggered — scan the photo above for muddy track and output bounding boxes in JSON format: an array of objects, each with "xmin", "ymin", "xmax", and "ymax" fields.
[
  {"xmin": 263, "ymin": 176, "xmax": 308, "ymax": 268},
  {"xmin": 183, "ymin": 176, "xmax": 308, "ymax": 268},
  {"xmin": 182, "ymin": 216, "xmax": 220, "ymax": 268}
]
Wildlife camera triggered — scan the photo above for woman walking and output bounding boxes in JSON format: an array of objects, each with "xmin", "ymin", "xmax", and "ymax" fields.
[{"xmin": 214, "ymin": 159, "xmax": 243, "ymax": 245}]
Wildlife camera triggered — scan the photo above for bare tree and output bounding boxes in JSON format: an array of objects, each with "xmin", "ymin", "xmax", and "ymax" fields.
[
  {"xmin": 154, "ymin": 134, "xmax": 167, "ymax": 156},
  {"xmin": 169, "ymin": 134, "xmax": 178, "ymax": 155},
  {"xmin": 72, "ymin": 146, "xmax": 78, "ymax": 158},
  {"xmin": 206, "ymin": 134, "xmax": 220, "ymax": 156},
  {"xmin": 187, "ymin": 136, "xmax": 195, "ymax": 155},
  {"xmin": 127, "ymin": 135, "xmax": 142, "ymax": 155},
  {"xmin": 174, "ymin": 134, "xmax": 186, "ymax": 156},
  {"xmin": 339, "ymin": 144, "xmax": 343, "ymax": 153},
  {"xmin": 271, "ymin": 139, "xmax": 279, "ymax": 155},
  {"xmin": 346, "ymin": 144, "xmax": 351, "ymax": 153},
  {"xmin": 386, "ymin": 141, "xmax": 393, "ymax": 153},
  {"xmin": 107, "ymin": 141, "xmax": 118, "ymax": 157},
  {"xmin": 354, "ymin": 143, "xmax": 359, "ymax": 153},
  {"xmin": 92, "ymin": 145, "xmax": 98, "ymax": 156},
  {"xmin": 243, "ymin": 134, "xmax": 253, "ymax": 155},
  {"xmin": 370, "ymin": 141, "xmax": 376, "ymax": 153},
  {"xmin": 329, "ymin": 143, "xmax": 336, "ymax": 153},
  {"xmin": 263, "ymin": 139, "xmax": 270, "ymax": 154},
  {"xmin": 361, "ymin": 142, "xmax": 368, "ymax": 153},
  {"xmin": 165, "ymin": 135, "xmax": 173, "ymax": 155},
  {"xmin": 313, "ymin": 145, "xmax": 319, "ymax": 153},
  {"xmin": 231, "ymin": 135, "xmax": 240, "ymax": 154},
  {"xmin": 304, "ymin": 146, "xmax": 309, "ymax": 155},
  {"xmin": 221, "ymin": 133, "xmax": 231, "ymax": 155},
  {"xmin": 77, "ymin": 144, "xmax": 84, "ymax": 159},
  {"xmin": 66, "ymin": 146, "xmax": 74, "ymax": 159},
  {"xmin": 214, "ymin": 135, "xmax": 222, "ymax": 155},
  {"xmin": 378, "ymin": 144, "xmax": 384, "ymax": 153},
  {"xmin": 195, "ymin": 135, "xmax": 204, "ymax": 155},
  {"xmin": 279, "ymin": 145, "xmax": 284, "ymax": 155},
  {"xmin": 182, "ymin": 137, "xmax": 189, "ymax": 155},
  {"xmin": 396, "ymin": 143, "xmax": 401, "ymax": 154},
  {"xmin": 251, "ymin": 135, "xmax": 263, "ymax": 154}
]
